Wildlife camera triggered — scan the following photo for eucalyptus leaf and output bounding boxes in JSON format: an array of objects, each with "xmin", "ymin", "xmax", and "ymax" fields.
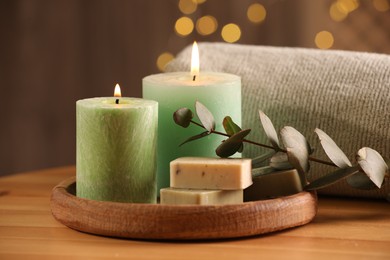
[
  {"xmin": 286, "ymin": 148, "xmax": 308, "ymax": 186},
  {"xmin": 252, "ymin": 151, "xmax": 276, "ymax": 168},
  {"xmin": 346, "ymin": 171, "xmax": 378, "ymax": 190},
  {"xmin": 305, "ymin": 166, "xmax": 359, "ymax": 191},
  {"xmin": 223, "ymin": 116, "xmax": 241, "ymax": 135},
  {"xmin": 280, "ymin": 126, "xmax": 310, "ymax": 174},
  {"xmin": 357, "ymin": 147, "xmax": 388, "ymax": 188},
  {"xmin": 223, "ymin": 116, "xmax": 243, "ymax": 152},
  {"xmin": 179, "ymin": 131, "xmax": 209, "ymax": 147},
  {"xmin": 269, "ymin": 152, "xmax": 293, "ymax": 170},
  {"xmin": 237, "ymin": 143, "xmax": 244, "ymax": 153},
  {"xmin": 314, "ymin": 128, "xmax": 352, "ymax": 168},
  {"xmin": 215, "ymin": 129, "xmax": 251, "ymax": 158},
  {"xmin": 195, "ymin": 101, "xmax": 215, "ymax": 133},
  {"xmin": 173, "ymin": 108, "xmax": 193, "ymax": 128},
  {"xmin": 252, "ymin": 166, "xmax": 276, "ymax": 178},
  {"xmin": 259, "ymin": 110, "xmax": 280, "ymax": 150}
]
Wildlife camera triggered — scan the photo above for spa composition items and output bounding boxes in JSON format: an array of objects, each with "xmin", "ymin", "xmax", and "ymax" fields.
[
  {"xmin": 143, "ymin": 43, "xmax": 242, "ymax": 192},
  {"xmin": 160, "ymin": 157, "xmax": 252, "ymax": 205},
  {"xmin": 76, "ymin": 86, "xmax": 158, "ymax": 203}
]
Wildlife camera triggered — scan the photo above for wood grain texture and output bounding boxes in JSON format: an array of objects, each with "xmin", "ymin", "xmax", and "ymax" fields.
[
  {"xmin": 50, "ymin": 177, "xmax": 317, "ymax": 240},
  {"xmin": 1, "ymin": 166, "xmax": 390, "ymax": 259}
]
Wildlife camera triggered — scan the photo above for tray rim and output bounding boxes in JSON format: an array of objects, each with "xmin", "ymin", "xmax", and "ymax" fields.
[{"xmin": 50, "ymin": 177, "xmax": 317, "ymax": 240}]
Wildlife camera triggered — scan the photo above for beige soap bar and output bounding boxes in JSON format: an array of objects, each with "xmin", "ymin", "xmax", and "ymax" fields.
[
  {"xmin": 170, "ymin": 157, "xmax": 252, "ymax": 190},
  {"xmin": 244, "ymin": 169, "xmax": 303, "ymax": 201},
  {"xmin": 160, "ymin": 188, "xmax": 243, "ymax": 205}
]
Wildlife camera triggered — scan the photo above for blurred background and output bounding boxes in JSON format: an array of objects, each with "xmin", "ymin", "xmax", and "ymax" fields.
[{"xmin": 0, "ymin": 0, "xmax": 389, "ymax": 176}]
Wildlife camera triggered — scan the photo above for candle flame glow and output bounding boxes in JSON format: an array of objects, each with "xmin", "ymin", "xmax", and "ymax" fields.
[
  {"xmin": 114, "ymin": 84, "xmax": 121, "ymax": 97},
  {"xmin": 191, "ymin": 41, "xmax": 199, "ymax": 80}
]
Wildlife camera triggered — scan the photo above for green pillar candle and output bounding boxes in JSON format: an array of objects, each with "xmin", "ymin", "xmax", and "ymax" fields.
[
  {"xmin": 76, "ymin": 95, "xmax": 158, "ymax": 203},
  {"xmin": 142, "ymin": 72, "xmax": 241, "ymax": 192}
]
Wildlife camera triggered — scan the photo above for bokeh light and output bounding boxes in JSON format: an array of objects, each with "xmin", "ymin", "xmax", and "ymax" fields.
[
  {"xmin": 178, "ymin": 0, "xmax": 197, "ymax": 15},
  {"xmin": 315, "ymin": 31, "xmax": 334, "ymax": 49},
  {"xmin": 193, "ymin": 0, "xmax": 207, "ymax": 4},
  {"xmin": 247, "ymin": 3, "xmax": 267, "ymax": 24},
  {"xmin": 175, "ymin": 17, "xmax": 194, "ymax": 36},
  {"xmin": 221, "ymin": 23, "xmax": 241, "ymax": 43},
  {"xmin": 196, "ymin": 15, "xmax": 218, "ymax": 36},
  {"xmin": 373, "ymin": 0, "xmax": 390, "ymax": 12},
  {"xmin": 337, "ymin": 0, "xmax": 359, "ymax": 12},
  {"xmin": 156, "ymin": 52, "xmax": 174, "ymax": 72},
  {"xmin": 330, "ymin": 2, "xmax": 348, "ymax": 21},
  {"xmin": 329, "ymin": 0, "xmax": 360, "ymax": 21}
]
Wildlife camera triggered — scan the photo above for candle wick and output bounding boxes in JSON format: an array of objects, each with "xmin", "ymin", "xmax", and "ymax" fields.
[
  {"xmin": 115, "ymin": 99, "xmax": 119, "ymax": 104},
  {"xmin": 193, "ymin": 75, "xmax": 196, "ymax": 81}
]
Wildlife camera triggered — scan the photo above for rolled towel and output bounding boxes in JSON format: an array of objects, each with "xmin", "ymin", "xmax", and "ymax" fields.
[{"xmin": 167, "ymin": 42, "xmax": 390, "ymax": 199}]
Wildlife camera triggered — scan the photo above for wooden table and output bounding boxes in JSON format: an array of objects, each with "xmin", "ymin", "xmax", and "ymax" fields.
[{"xmin": 0, "ymin": 166, "xmax": 389, "ymax": 259}]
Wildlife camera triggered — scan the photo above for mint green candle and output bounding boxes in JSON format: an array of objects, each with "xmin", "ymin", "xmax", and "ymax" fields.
[
  {"xmin": 76, "ymin": 97, "xmax": 158, "ymax": 203},
  {"xmin": 143, "ymin": 72, "xmax": 241, "ymax": 192}
]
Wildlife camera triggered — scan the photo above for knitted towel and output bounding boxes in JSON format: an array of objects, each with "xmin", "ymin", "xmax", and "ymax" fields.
[{"xmin": 167, "ymin": 42, "xmax": 390, "ymax": 199}]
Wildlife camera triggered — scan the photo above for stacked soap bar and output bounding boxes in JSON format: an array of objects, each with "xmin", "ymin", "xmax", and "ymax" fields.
[
  {"xmin": 244, "ymin": 169, "xmax": 303, "ymax": 201},
  {"xmin": 160, "ymin": 189, "xmax": 244, "ymax": 205},
  {"xmin": 160, "ymin": 157, "xmax": 252, "ymax": 205}
]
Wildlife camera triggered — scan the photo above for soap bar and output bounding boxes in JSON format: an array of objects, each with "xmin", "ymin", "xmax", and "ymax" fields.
[
  {"xmin": 160, "ymin": 188, "xmax": 243, "ymax": 205},
  {"xmin": 244, "ymin": 169, "xmax": 303, "ymax": 201},
  {"xmin": 170, "ymin": 157, "xmax": 252, "ymax": 190}
]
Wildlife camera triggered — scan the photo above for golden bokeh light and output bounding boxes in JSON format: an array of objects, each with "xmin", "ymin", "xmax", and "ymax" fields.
[
  {"xmin": 193, "ymin": 0, "xmax": 207, "ymax": 4},
  {"xmin": 373, "ymin": 0, "xmax": 390, "ymax": 12},
  {"xmin": 330, "ymin": 2, "xmax": 348, "ymax": 21},
  {"xmin": 178, "ymin": 0, "xmax": 197, "ymax": 15},
  {"xmin": 315, "ymin": 31, "xmax": 334, "ymax": 49},
  {"xmin": 156, "ymin": 52, "xmax": 175, "ymax": 72},
  {"xmin": 221, "ymin": 23, "xmax": 241, "ymax": 43},
  {"xmin": 337, "ymin": 0, "xmax": 359, "ymax": 12},
  {"xmin": 330, "ymin": 0, "xmax": 360, "ymax": 21},
  {"xmin": 196, "ymin": 15, "xmax": 218, "ymax": 35},
  {"xmin": 175, "ymin": 17, "xmax": 194, "ymax": 36},
  {"xmin": 247, "ymin": 3, "xmax": 267, "ymax": 24}
]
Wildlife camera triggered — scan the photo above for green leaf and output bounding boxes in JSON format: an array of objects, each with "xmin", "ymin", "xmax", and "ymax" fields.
[
  {"xmin": 223, "ymin": 116, "xmax": 243, "ymax": 152},
  {"xmin": 259, "ymin": 110, "xmax": 280, "ymax": 150},
  {"xmin": 179, "ymin": 131, "xmax": 209, "ymax": 147},
  {"xmin": 195, "ymin": 101, "xmax": 215, "ymax": 133},
  {"xmin": 252, "ymin": 166, "xmax": 276, "ymax": 178},
  {"xmin": 305, "ymin": 166, "xmax": 359, "ymax": 191},
  {"xmin": 280, "ymin": 126, "xmax": 310, "ymax": 175},
  {"xmin": 215, "ymin": 129, "xmax": 251, "ymax": 158},
  {"xmin": 223, "ymin": 116, "xmax": 241, "ymax": 135},
  {"xmin": 252, "ymin": 151, "xmax": 276, "ymax": 168},
  {"xmin": 357, "ymin": 147, "xmax": 388, "ymax": 188},
  {"xmin": 346, "ymin": 172, "xmax": 378, "ymax": 190},
  {"xmin": 269, "ymin": 152, "xmax": 293, "ymax": 170},
  {"xmin": 286, "ymin": 148, "xmax": 309, "ymax": 186},
  {"xmin": 237, "ymin": 143, "xmax": 244, "ymax": 153},
  {"xmin": 314, "ymin": 128, "xmax": 352, "ymax": 168},
  {"xmin": 173, "ymin": 108, "xmax": 193, "ymax": 128}
]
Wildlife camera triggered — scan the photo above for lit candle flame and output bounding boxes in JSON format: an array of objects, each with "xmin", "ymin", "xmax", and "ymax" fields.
[
  {"xmin": 114, "ymin": 83, "xmax": 121, "ymax": 97},
  {"xmin": 191, "ymin": 41, "xmax": 199, "ymax": 80}
]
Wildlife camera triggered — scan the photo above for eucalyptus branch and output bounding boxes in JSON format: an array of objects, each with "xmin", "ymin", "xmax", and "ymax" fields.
[
  {"xmin": 190, "ymin": 119, "xmax": 336, "ymax": 167},
  {"xmin": 174, "ymin": 101, "xmax": 389, "ymax": 191},
  {"xmin": 191, "ymin": 119, "xmax": 274, "ymax": 149}
]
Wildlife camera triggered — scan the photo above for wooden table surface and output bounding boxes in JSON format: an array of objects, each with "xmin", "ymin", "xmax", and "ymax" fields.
[{"xmin": 0, "ymin": 166, "xmax": 389, "ymax": 259}]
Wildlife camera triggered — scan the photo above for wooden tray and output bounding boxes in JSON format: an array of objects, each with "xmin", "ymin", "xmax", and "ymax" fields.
[{"xmin": 50, "ymin": 177, "xmax": 317, "ymax": 240}]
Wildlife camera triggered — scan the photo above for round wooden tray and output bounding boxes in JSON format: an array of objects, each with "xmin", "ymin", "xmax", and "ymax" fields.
[{"xmin": 50, "ymin": 177, "xmax": 317, "ymax": 240}]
